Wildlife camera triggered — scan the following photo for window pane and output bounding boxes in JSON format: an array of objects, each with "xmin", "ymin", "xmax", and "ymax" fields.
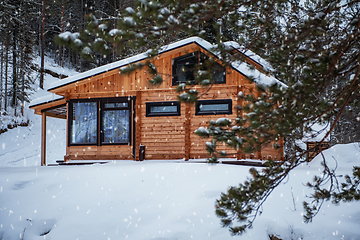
[
  {"xmin": 150, "ymin": 105, "xmax": 178, "ymax": 113},
  {"xmin": 214, "ymin": 70, "xmax": 225, "ymax": 83},
  {"xmin": 104, "ymin": 102, "xmax": 128, "ymax": 108},
  {"xmin": 173, "ymin": 53, "xmax": 197, "ymax": 84},
  {"xmin": 196, "ymin": 100, "xmax": 232, "ymax": 115},
  {"xmin": 199, "ymin": 103, "xmax": 229, "ymax": 112},
  {"xmin": 146, "ymin": 101, "xmax": 180, "ymax": 117},
  {"xmin": 176, "ymin": 62, "xmax": 195, "ymax": 82},
  {"xmin": 102, "ymin": 110, "xmax": 129, "ymax": 143},
  {"xmin": 71, "ymin": 102, "xmax": 97, "ymax": 144}
]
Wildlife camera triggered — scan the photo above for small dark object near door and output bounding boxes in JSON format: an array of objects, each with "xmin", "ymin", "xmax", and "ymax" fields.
[{"xmin": 139, "ymin": 145, "xmax": 145, "ymax": 161}]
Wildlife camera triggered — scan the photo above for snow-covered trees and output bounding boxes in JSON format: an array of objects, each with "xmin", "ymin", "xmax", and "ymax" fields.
[
  {"xmin": 0, "ymin": 0, "xmax": 35, "ymax": 115},
  {"xmin": 0, "ymin": 0, "xmax": 136, "ymax": 117},
  {"xmin": 55, "ymin": 0, "xmax": 360, "ymax": 235}
]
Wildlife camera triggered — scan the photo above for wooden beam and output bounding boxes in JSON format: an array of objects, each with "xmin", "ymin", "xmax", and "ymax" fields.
[
  {"xmin": 65, "ymin": 102, "xmax": 69, "ymax": 162},
  {"xmin": 30, "ymin": 98, "xmax": 66, "ymax": 116},
  {"xmin": 184, "ymin": 102, "xmax": 191, "ymax": 161},
  {"xmin": 135, "ymin": 91, "xmax": 141, "ymax": 160},
  {"xmin": 44, "ymin": 112, "xmax": 66, "ymax": 119},
  {"xmin": 237, "ymin": 85, "xmax": 246, "ymax": 160},
  {"xmin": 41, "ymin": 112, "xmax": 47, "ymax": 166}
]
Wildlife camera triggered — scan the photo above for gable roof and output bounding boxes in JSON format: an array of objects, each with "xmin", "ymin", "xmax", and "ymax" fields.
[
  {"xmin": 47, "ymin": 37, "xmax": 213, "ymax": 92},
  {"xmin": 223, "ymin": 41, "xmax": 274, "ymax": 72},
  {"xmin": 30, "ymin": 37, "xmax": 285, "ymax": 108}
]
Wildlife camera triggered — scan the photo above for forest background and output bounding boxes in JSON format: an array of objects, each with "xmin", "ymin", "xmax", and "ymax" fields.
[{"xmin": 1, "ymin": 0, "xmax": 360, "ymax": 236}]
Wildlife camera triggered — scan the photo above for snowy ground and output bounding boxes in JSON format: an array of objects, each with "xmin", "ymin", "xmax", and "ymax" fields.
[
  {"xmin": 1, "ymin": 57, "xmax": 360, "ymax": 239},
  {"xmin": 0, "ymin": 56, "xmax": 73, "ymax": 167},
  {"xmin": 1, "ymin": 127, "xmax": 360, "ymax": 240}
]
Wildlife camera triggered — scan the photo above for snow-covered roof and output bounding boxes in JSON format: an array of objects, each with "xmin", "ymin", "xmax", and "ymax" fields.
[
  {"xmin": 29, "ymin": 37, "xmax": 286, "ymax": 108},
  {"xmin": 231, "ymin": 60, "xmax": 287, "ymax": 88},
  {"xmin": 223, "ymin": 41, "xmax": 274, "ymax": 72},
  {"xmin": 302, "ymin": 123, "xmax": 331, "ymax": 143},
  {"xmin": 48, "ymin": 37, "xmax": 285, "ymax": 92},
  {"xmin": 29, "ymin": 93, "xmax": 64, "ymax": 108},
  {"xmin": 47, "ymin": 37, "xmax": 214, "ymax": 91}
]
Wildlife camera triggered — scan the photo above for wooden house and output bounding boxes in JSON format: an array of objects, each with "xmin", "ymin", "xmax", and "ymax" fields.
[
  {"xmin": 30, "ymin": 37, "xmax": 285, "ymax": 166},
  {"xmin": 306, "ymin": 141, "xmax": 331, "ymax": 161}
]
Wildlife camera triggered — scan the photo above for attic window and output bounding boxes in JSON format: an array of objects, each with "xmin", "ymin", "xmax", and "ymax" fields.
[
  {"xmin": 172, "ymin": 52, "xmax": 226, "ymax": 85},
  {"xmin": 195, "ymin": 99, "xmax": 232, "ymax": 115}
]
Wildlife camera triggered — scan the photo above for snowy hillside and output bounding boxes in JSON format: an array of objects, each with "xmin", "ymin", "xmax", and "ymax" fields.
[
  {"xmin": 1, "ymin": 57, "xmax": 360, "ymax": 239},
  {"xmin": 0, "ymin": 56, "xmax": 78, "ymax": 167}
]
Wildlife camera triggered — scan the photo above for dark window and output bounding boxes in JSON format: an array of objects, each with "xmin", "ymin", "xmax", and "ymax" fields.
[
  {"xmin": 172, "ymin": 52, "xmax": 198, "ymax": 85},
  {"xmin": 104, "ymin": 102, "xmax": 128, "ymax": 108},
  {"xmin": 69, "ymin": 98, "xmax": 132, "ymax": 146},
  {"xmin": 101, "ymin": 100, "xmax": 130, "ymax": 144},
  {"xmin": 172, "ymin": 52, "xmax": 226, "ymax": 85},
  {"xmin": 195, "ymin": 99, "xmax": 232, "ymax": 115},
  {"xmin": 146, "ymin": 101, "xmax": 181, "ymax": 117},
  {"xmin": 70, "ymin": 101, "xmax": 98, "ymax": 145}
]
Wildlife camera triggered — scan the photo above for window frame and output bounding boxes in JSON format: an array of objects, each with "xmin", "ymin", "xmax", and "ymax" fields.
[
  {"xmin": 172, "ymin": 51, "xmax": 226, "ymax": 86},
  {"xmin": 68, "ymin": 97, "xmax": 133, "ymax": 147},
  {"xmin": 68, "ymin": 99, "xmax": 99, "ymax": 146},
  {"xmin": 195, "ymin": 99, "xmax": 232, "ymax": 116},
  {"xmin": 172, "ymin": 52, "xmax": 198, "ymax": 85},
  {"xmin": 100, "ymin": 99, "xmax": 131, "ymax": 145},
  {"xmin": 146, "ymin": 101, "xmax": 181, "ymax": 117}
]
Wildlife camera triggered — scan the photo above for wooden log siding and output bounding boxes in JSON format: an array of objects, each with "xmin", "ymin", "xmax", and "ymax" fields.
[
  {"xmin": 139, "ymin": 89, "xmax": 186, "ymax": 159},
  {"xmin": 32, "ymin": 41, "xmax": 283, "ymax": 162}
]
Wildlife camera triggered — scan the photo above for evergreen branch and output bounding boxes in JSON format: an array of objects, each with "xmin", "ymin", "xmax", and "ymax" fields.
[{"xmin": 320, "ymin": 67, "xmax": 360, "ymax": 143}]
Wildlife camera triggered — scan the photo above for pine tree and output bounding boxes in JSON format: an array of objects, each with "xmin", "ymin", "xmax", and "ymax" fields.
[
  {"xmin": 0, "ymin": 0, "xmax": 36, "ymax": 115},
  {"xmin": 56, "ymin": 0, "xmax": 360, "ymax": 235}
]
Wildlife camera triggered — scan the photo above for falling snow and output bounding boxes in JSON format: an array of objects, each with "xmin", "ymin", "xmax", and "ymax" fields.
[{"xmin": 1, "ymin": 45, "xmax": 360, "ymax": 240}]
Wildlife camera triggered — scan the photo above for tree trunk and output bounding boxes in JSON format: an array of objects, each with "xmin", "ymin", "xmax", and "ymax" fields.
[
  {"xmin": 59, "ymin": 0, "xmax": 65, "ymax": 67},
  {"xmin": 40, "ymin": 0, "xmax": 46, "ymax": 89},
  {"xmin": 4, "ymin": 46, "xmax": 8, "ymax": 112},
  {"xmin": 20, "ymin": 48, "xmax": 25, "ymax": 116},
  {"xmin": 0, "ymin": 46, "xmax": 3, "ymax": 112},
  {"xmin": 12, "ymin": 29, "xmax": 18, "ymax": 116}
]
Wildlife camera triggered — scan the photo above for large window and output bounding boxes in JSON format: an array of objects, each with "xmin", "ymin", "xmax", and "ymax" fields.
[
  {"xmin": 70, "ymin": 101, "xmax": 98, "ymax": 144},
  {"xmin": 146, "ymin": 101, "xmax": 180, "ymax": 117},
  {"xmin": 101, "ymin": 101, "xmax": 130, "ymax": 144},
  {"xmin": 195, "ymin": 99, "xmax": 232, "ymax": 115},
  {"xmin": 69, "ymin": 98, "xmax": 132, "ymax": 146},
  {"xmin": 172, "ymin": 51, "xmax": 226, "ymax": 85}
]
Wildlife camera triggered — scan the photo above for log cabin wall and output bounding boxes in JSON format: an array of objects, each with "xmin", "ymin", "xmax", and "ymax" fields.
[
  {"xmin": 47, "ymin": 42, "xmax": 283, "ymax": 161},
  {"xmin": 189, "ymin": 86, "xmax": 239, "ymax": 159},
  {"xmin": 139, "ymin": 89, "xmax": 186, "ymax": 159}
]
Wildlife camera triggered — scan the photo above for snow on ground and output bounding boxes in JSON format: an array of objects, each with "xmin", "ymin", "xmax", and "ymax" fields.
[
  {"xmin": 0, "ymin": 113, "xmax": 66, "ymax": 167},
  {"xmin": 0, "ymin": 56, "xmax": 74, "ymax": 167},
  {"xmin": 1, "ymin": 132, "xmax": 360, "ymax": 239},
  {"xmin": 1, "ymin": 57, "xmax": 360, "ymax": 239}
]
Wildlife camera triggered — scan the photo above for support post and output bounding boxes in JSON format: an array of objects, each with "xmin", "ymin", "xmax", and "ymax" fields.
[
  {"xmin": 64, "ymin": 102, "xmax": 69, "ymax": 162},
  {"xmin": 135, "ymin": 91, "xmax": 141, "ymax": 161},
  {"xmin": 237, "ymin": 85, "xmax": 245, "ymax": 160},
  {"xmin": 41, "ymin": 112, "xmax": 47, "ymax": 166},
  {"xmin": 184, "ymin": 102, "xmax": 191, "ymax": 161}
]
